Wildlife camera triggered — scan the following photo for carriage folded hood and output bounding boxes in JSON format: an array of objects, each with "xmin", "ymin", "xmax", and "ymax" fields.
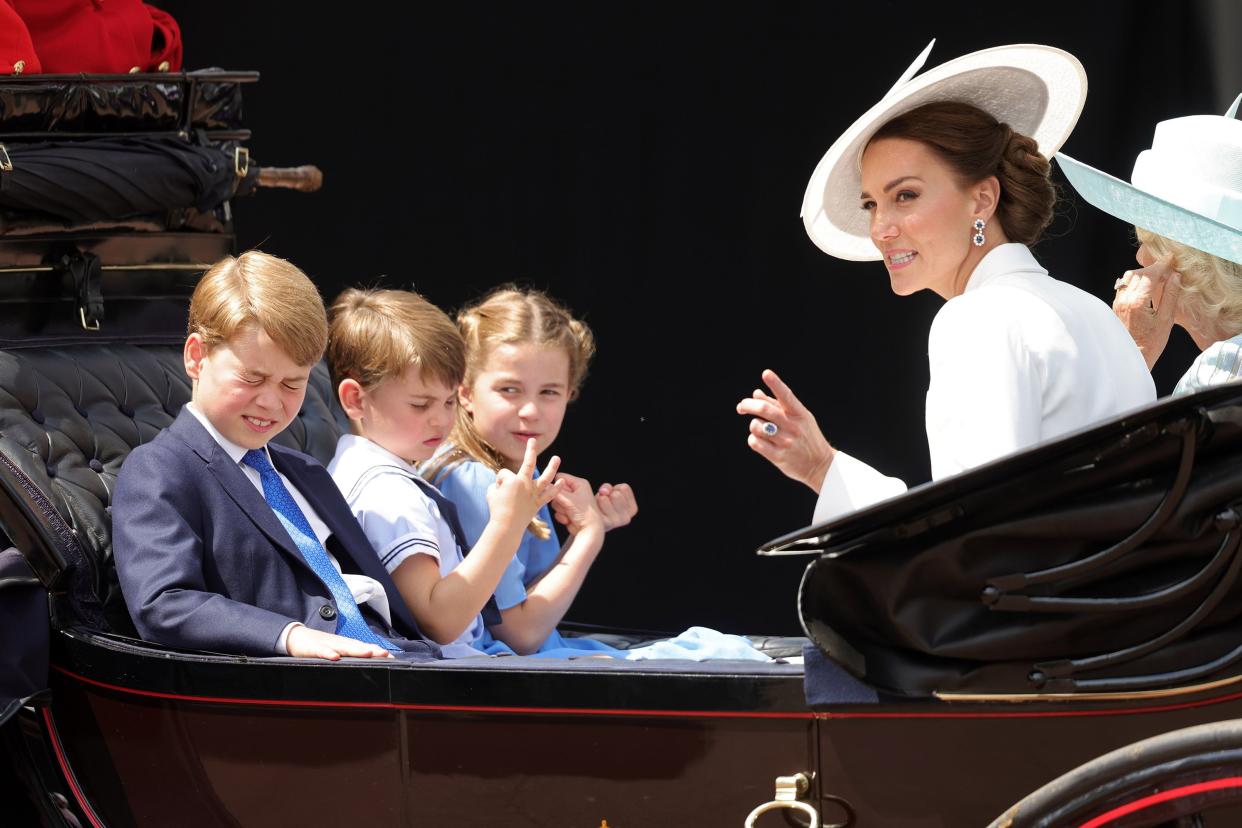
[{"xmin": 780, "ymin": 384, "xmax": 1242, "ymax": 698}]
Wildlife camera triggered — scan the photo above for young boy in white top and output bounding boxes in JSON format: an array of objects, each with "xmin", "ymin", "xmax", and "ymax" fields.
[{"xmin": 326, "ymin": 288, "xmax": 562, "ymax": 657}]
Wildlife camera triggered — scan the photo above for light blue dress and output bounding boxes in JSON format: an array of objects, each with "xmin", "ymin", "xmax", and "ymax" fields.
[
  {"xmin": 1173, "ymin": 334, "xmax": 1242, "ymax": 396},
  {"xmin": 428, "ymin": 450, "xmax": 619, "ymax": 658}
]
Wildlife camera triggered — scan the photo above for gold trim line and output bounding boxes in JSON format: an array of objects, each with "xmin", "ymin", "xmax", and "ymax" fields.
[
  {"xmin": 935, "ymin": 672, "xmax": 1242, "ymax": 704},
  {"xmin": 0, "ymin": 263, "xmax": 214, "ymax": 274}
]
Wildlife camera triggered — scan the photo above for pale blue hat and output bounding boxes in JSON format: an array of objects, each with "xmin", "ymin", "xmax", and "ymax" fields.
[{"xmin": 1056, "ymin": 95, "xmax": 1242, "ymax": 267}]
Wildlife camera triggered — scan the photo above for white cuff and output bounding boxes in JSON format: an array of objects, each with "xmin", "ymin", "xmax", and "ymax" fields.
[
  {"xmin": 277, "ymin": 621, "xmax": 302, "ymax": 655},
  {"xmin": 812, "ymin": 450, "xmax": 907, "ymax": 524}
]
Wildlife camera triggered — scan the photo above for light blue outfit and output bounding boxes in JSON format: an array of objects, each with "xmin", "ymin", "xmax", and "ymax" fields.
[
  {"xmin": 624, "ymin": 627, "xmax": 772, "ymax": 662},
  {"xmin": 428, "ymin": 451, "xmax": 620, "ymax": 658},
  {"xmin": 1173, "ymin": 334, "xmax": 1242, "ymax": 396},
  {"xmin": 428, "ymin": 448, "xmax": 771, "ymax": 663}
]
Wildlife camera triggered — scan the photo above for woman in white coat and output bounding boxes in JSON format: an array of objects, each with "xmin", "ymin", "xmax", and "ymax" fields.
[{"xmin": 737, "ymin": 43, "xmax": 1156, "ymax": 523}]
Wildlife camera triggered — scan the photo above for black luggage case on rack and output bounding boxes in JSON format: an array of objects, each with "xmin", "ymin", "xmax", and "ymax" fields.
[{"xmin": 0, "ymin": 70, "xmax": 258, "ymax": 347}]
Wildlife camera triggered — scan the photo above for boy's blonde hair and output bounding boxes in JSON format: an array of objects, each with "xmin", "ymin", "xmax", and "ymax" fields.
[
  {"xmin": 188, "ymin": 251, "xmax": 328, "ymax": 366},
  {"xmin": 425, "ymin": 286, "xmax": 595, "ymax": 540},
  {"xmin": 327, "ymin": 288, "xmax": 466, "ymax": 391},
  {"xmin": 1136, "ymin": 228, "xmax": 1242, "ymax": 337}
]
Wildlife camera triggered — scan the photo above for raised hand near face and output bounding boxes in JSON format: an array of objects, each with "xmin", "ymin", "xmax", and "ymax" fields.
[
  {"xmin": 736, "ymin": 369, "xmax": 836, "ymax": 494},
  {"xmin": 1113, "ymin": 253, "xmax": 1183, "ymax": 370},
  {"xmin": 487, "ymin": 438, "xmax": 564, "ymax": 529},
  {"xmin": 594, "ymin": 482, "xmax": 637, "ymax": 531}
]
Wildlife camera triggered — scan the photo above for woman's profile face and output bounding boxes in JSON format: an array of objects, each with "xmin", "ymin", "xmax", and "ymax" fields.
[{"xmin": 860, "ymin": 137, "xmax": 983, "ymax": 298}]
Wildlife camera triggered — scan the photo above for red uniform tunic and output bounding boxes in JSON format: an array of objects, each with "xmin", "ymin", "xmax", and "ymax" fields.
[{"xmin": 0, "ymin": 0, "xmax": 181, "ymax": 76}]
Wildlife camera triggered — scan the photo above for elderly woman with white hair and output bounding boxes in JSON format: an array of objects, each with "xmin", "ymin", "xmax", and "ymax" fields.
[{"xmin": 1056, "ymin": 95, "xmax": 1242, "ymax": 395}]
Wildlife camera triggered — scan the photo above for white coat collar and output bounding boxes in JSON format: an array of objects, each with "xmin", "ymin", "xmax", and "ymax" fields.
[{"xmin": 962, "ymin": 243, "xmax": 1046, "ymax": 294}]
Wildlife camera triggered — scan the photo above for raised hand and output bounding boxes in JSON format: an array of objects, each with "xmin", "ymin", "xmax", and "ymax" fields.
[
  {"xmin": 550, "ymin": 472, "xmax": 606, "ymax": 536},
  {"xmin": 735, "ymin": 368, "xmax": 836, "ymax": 493},
  {"xmin": 286, "ymin": 624, "xmax": 394, "ymax": 660},
  {"xmin": 595, "ymin": 482, "xmax": 637, "ymax": 531},
  {"xmin": 487, "ymin": 438, "xmax": 564, "ymax": 530},
  {"xmin": 1113, "ymin": 253, "xmax": 1183, "ymax": 370}
]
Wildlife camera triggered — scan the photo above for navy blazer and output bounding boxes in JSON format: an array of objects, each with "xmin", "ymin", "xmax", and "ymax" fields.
[{"xmin": 113, "ymin": 410, "xmax": 438, "ymax": 659}]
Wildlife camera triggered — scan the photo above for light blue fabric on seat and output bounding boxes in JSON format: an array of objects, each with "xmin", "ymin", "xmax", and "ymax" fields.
[{"xmin": 624, "ymin": 627, "xmax": 772, "ymax": 662}]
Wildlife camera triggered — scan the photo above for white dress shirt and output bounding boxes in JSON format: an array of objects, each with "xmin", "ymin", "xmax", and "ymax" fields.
[
  {"xmin": 813, "ymin": 243, "xmax": 1157, "ymax": 523},
  {"xmin": 184, "ymin": 404, "xmax": 392, "ymax": 653}
]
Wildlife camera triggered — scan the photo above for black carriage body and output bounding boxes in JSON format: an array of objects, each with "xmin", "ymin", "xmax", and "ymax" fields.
[
  {"xmin": 29, "ymin": 622, "xmax": 1242, "ymax": 828},
  {"xmin": 7, "ymin": 73, "xmax": 1242, "ymax": 828}
]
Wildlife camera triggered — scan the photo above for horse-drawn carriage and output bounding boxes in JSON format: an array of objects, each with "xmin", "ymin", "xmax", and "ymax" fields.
[{"xmin": 5, "ymin": 71, "xmax": 1242, "ymax": 828}]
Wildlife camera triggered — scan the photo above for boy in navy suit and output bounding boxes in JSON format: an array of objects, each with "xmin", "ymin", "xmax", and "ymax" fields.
[{"xmin": 113, "ymin": 251, "xmax": 438, "ymax": 660}]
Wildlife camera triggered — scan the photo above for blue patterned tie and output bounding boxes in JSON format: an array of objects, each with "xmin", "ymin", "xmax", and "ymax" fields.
[{"xmin": 242, "ymin": 449, "xmax": 399, "ymax": 653}]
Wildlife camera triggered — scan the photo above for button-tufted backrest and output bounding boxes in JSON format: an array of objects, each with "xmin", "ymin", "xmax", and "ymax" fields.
[{"xmin": 0, "ymin": 344, "xmax": 346, "ymax": 635}]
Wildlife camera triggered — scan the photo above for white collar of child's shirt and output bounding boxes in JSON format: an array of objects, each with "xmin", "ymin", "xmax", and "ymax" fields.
[
  {"xmin": 962, "ymin": 242, "xmax": 1047, "ymax": 294},
  {"xmin": 184, "ymin": 402, "xmax": 274, "ymax": 468},
  {"xmin": 335, "ymin": 434, "xmax": 420, "ymax": 477}
]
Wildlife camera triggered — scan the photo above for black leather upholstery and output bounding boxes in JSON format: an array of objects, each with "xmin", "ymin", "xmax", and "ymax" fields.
[{"xmin": 0, "ymin": 344, "xmax": 346, "ymax": 634}]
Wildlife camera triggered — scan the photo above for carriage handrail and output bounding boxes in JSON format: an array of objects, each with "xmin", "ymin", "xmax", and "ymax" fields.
[
  {"xmin": 984, "ymin": 416, "xmax": 1201, "ymax": 601},
  {"xmin": 1031, "ymin": 509, "xmax": 1242, "ymax": 691}
]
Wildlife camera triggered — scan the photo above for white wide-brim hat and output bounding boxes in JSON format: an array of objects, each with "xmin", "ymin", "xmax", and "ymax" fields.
[
  {"xmin": 1056, "ymin": 95, "xmax": 1242, "ymax": 267},
  {"xmin": 800, "ymin": 40, "xmax": 1087, "ymax": 261}
]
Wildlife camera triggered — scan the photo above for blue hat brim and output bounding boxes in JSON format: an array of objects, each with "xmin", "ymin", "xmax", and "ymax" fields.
[{"xmin": 1056, "ymin": 152, "xmax": 1242, "ymax": 267}]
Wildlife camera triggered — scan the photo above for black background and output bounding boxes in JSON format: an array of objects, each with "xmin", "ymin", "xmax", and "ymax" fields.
[{"xmin": 159, "ymin": 1, "xmax": 1239, "ymax": 635}]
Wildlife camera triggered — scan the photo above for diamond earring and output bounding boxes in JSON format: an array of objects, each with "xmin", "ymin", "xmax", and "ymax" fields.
[{"xmin": 972, "ymin": 218, "xmax": 986, "ymax": 247}]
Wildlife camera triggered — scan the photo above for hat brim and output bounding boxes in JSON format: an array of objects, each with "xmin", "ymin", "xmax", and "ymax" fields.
[
  {"xmin": 1056, "ymin": 153, "xmax": 1242, "ymax": 268},
  {"xmin": 801, "ymin": 44, "xmax": 1087, "ymax": 261}
]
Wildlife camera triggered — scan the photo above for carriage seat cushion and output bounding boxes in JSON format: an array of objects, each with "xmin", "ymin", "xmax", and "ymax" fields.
[{"xmin": 0, "ymin": 344, "xmax": 346, "ymax": 634}]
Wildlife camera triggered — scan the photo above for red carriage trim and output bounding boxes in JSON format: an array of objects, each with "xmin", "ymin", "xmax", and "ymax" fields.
[
  {"xmin": 41, "ymin": 707, "xmax": 105, "ymax": 828},
  {"xmin": 52, "ymin": 664, "xmax": 1242, "ymax": 719},
  {"xmin": 52, "ymin": 666, "xmax": 817, "ymax": 719},
  {"xmin": 1078, "ymin": 776, "xmax": 1242, "ymax": 827}
]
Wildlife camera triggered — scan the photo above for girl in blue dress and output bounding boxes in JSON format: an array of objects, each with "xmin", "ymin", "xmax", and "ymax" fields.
[{"xmin": 422, "ymin": 287, "xmax": 638, "ymax": 657}]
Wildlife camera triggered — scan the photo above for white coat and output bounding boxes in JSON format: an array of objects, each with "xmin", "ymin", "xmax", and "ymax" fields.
[{"xmin": 813, "ymin": 243, "xmax": 1157, "ymax": 523}]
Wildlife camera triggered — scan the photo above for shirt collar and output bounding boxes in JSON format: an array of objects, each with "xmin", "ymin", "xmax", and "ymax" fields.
[
  {"xmin": 184, "ymin": 402, "xmax": 270, "ymax": 467},
  {"xmin": 335, "ymin": 433, "xmax": 421, "ymax": 477},
  {"xmin": 962, "ymin": 243, "xmax": 1046, "ymax": 294}
]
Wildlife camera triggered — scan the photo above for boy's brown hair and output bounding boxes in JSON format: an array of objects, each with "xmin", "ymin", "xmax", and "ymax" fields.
[
  {"xmin": 188, "ymin": 251, "xmax": 328, "ymax": 365},
  {"xmin": 327, "ymin": 288, "xmax": 466, "ymax": 391}
]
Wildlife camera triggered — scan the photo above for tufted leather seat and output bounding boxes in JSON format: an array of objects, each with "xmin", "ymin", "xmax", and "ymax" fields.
[{"xmin": 0, "ymin": 344, "xmax": 346, "ymax": 635}]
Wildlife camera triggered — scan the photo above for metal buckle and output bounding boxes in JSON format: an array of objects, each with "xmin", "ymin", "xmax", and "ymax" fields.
[
  {"xmin": 234, "ymin": 147, "xmax": 250, "ymax": 178},
  {"xmin": 79, "ymin": 307, "xmax": 100, "ymax": 332},
  {"xmin": 0, "ymin": 144, "xmax": 12, "ymax": 172},
  {"xmin": 745, "ymin": 773, "xmax": 821, "ymax": 828}
]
